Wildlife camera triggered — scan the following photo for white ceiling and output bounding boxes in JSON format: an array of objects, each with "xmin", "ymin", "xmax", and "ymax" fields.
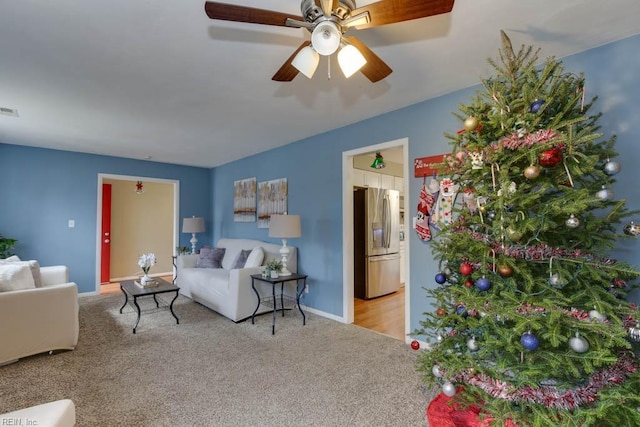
[{"xmin": 1, "ymin": 1, "xmax": 639, "ymax": 168}]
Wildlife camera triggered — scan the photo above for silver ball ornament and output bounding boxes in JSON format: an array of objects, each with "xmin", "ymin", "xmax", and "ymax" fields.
[
  {"xmin": 466, "ymin": 337, "xmax": 479, "ymax": 352},
  {"xmin": 442, "ymin": 382, "xmax": 457, "ymax": 397},
  {"xmin": 624, "ymin": 221, "xmax": 640, "ymax": 237},
  {"xmin": 588, "ymin": 309, "xmax": 607, "ymax": 322},
  {"xmin": 432, "ymin": 365, "xmax": 442, "ymax": 378},
  {"xmin": 604, "ymin": 159, "xmax": 622, "ymax": 176},
  {"xmin": 569, "ymin": 332, "xmax": 589, "ymax": 353},
  {"xmin": 595, "ymin": 186, "xmax": 614, "ymax": 201},
  {"xmin": 565, "ymin": 214, "xmax": 580, "ymax": 228}
]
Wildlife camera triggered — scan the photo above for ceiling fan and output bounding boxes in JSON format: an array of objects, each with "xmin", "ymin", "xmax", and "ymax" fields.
[{"xmin": 204, "ymin": 0, "xmax": 455, "ymax": 82}]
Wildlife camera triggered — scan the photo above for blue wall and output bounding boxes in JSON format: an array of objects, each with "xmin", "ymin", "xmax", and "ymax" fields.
[
  {"xmin": 0, "ymin": 145, "xmax": 212, "ymax": 293},
  {"xmin": 2, "ymin": 34, "xmax": 639, "ymax": 331}
]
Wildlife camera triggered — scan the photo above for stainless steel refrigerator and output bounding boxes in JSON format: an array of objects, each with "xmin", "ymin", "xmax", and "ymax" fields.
[{"xmin": 354, "ymin": 187, "xmax": 401, "ymax": 299}]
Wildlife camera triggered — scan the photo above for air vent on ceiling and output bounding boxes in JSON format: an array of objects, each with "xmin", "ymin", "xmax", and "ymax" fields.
[{"xmin": 0, "ymin": 107, "xmax": 19, "ymax": 117}]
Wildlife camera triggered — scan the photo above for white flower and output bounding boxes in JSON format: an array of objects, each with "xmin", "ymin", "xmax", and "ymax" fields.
[{"xmin": 138, "ymin": 253, "xmax": 157, "ymax": 274}]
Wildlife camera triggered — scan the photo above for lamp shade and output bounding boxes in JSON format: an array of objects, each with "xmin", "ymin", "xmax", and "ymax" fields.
[
  {"xmin": 182, "ymin": 217, "xmax": 205, "ymax": 233},
  {"xmin": 338, "ymin": 44, "xmax": 366, "ymax": 78},
  {"xmin": 292, "ymin": 46, "xmax": 320, "ymax": 79},
  {"xmin": 268, "ymin": 214, "xmax": 301, "ymax": 238},
  {"xmin": 311, "ymin": 21, "xmax": 341, "ymax": 56}
]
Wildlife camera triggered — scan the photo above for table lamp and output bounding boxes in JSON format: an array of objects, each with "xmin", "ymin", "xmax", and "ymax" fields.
[
  {"xmin": 268, "ymin": 214, "xmax": 301, "ymax": 276},
  {"xmin": 182, "ymin": 216, "xmax": 205, "ymax": 254}
]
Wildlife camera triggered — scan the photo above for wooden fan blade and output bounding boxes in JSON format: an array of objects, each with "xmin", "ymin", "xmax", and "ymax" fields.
[
  {"xmin": 272, "ymin": 41, "xmax": 312, "ymax": 82},
  {"xmin": 351, "ymin": 0, "xmax": 454, "ymax": 29},
  {"xmin": 204, "ymin": 1, "xmax": 303, "ymax": 27},
  {"xmin": 319, "ymin": 0, "xmax": 338, "ymax": 17},
  {"xmin": 344, "ymin": 36, "xmax": 392, "ymax": 83}
]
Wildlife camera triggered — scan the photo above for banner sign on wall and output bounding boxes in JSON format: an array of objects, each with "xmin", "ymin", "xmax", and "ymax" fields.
[{"xmin": 414, "ymin": 154, "xmax": 445, "ymax": 178}]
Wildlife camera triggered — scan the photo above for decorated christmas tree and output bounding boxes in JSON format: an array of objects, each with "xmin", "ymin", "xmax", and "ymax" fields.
[{"xmin": 415, "ymin": 31, "xmax": 640, "ymax": 426}]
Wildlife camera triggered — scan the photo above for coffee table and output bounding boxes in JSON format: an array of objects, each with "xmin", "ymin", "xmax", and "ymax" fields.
[{"xmin": 119, "ymin": 277, "xmax": 180, "ymax": 334}]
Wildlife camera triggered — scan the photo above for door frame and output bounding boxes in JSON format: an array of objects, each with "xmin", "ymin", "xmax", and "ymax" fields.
[
  {"xmin": 94, "ymin": 173, "xmax": 180, "ymax": 293},
  {"xmin": 342, "ymin": 137, "xmax": 411, "ymax": 342}
]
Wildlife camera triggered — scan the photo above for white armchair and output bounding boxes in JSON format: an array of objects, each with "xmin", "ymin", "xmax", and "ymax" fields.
[{"xmin": 0, "ymin": 265, "xmax": 79, "ymax": 365}]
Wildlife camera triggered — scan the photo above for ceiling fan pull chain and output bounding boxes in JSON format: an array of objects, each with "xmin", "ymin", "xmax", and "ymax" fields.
[{"xmin": 327, "ymin": 55, "xmax": 332, "ymax": 80}]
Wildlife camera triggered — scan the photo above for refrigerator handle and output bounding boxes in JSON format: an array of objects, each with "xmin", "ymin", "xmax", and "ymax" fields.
[{"xmin": 383, "ymin": 194, "xmax": 390, "ymax": 248}]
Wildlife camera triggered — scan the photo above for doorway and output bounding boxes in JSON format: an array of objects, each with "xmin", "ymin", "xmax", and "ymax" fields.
[
  {"xmin": 95, "ymin": 174, "xmax": 180, "ymax": 294},
  {"xmin": 342, "ymin": 138, "xmax": 410, "ymax": 342}
]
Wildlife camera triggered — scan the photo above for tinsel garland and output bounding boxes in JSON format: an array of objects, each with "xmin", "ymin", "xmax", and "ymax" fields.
[
  {"xmin": 449, "ymin": 356, "xmax": 637, "ymax": 410},
  {"xmin": 492, "ymin": 129, "xmax": 560, "ymax": 150},
  {"xmin": 459, "ymin": 230, "xmax": 617, "ymax": 265}
]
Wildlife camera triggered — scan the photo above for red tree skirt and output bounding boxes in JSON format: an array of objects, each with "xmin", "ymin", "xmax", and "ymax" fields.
[{"xmin": 426, "ymin": 390, "xmax": 518, "ymax": 427}]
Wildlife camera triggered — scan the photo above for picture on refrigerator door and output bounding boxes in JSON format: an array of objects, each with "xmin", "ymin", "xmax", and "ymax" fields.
[{"xmin": 353, "ymin": 187, "xmax": 401, "ymax": 299}]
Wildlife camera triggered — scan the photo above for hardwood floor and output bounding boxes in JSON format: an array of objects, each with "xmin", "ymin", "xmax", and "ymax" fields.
[{"xmin": 354, "ymin": 286, "xmax": 405, "ymax": 341}]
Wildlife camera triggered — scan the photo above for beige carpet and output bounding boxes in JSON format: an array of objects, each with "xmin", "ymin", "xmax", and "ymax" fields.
[{"xmin": 0, "ymin": 294, "xmax": 438, "ymax": 426}]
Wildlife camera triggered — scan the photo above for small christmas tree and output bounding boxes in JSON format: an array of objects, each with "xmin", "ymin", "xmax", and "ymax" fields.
[{"xmin": 415, "ymin": 31, "xmax": 640, "ymax": 426}]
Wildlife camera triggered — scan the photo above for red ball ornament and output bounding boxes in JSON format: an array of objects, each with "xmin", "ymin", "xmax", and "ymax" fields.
[
  {"xmin": 538, "ymin": 147, "xmax": 563, "ymax": 167},
  {"xmin": 465, "ymin": 279, "xmax": 474, "ymax": 288},
  {"xmin": 459, "ymin": 263, "xmax": 473, "ymax": 276},
  {"xmin": 436, "ymin": 308, "xmax": 447, "ymax": 316},
  {"xmin": 410, "ymin": 340, "xmax": 420, "ymax": 350}
]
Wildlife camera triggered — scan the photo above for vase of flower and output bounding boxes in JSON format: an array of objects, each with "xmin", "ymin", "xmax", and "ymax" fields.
[{"xmin": 138, "ymin": 253, "xmax": 157, "ymax": 285}]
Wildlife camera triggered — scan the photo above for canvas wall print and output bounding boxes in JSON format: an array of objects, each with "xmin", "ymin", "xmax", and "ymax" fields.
[
  {"xmin": 233, "ymin": 178, "xmax": 256, "ymax": 222},
  {"xmin": 258, "ymin": 178, "xmax": 287, "ymax": 228}
]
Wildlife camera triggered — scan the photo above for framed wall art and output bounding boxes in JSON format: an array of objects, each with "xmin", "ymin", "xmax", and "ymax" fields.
[
  {"xmin": 233, "ymin": 177, "xmax": 256, "ymax": 222},
  {"xmin": 257, "ymin": 178, "xmax": 287, "ymax": 228}
]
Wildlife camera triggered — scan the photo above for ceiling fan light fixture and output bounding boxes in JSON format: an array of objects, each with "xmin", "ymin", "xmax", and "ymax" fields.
[
  {"xmin": 292, "ymin": 45, "xmax": 320, "ymax": 78},
  {"xmin": 311, "ymin": 21, "xmax": 341, "ymax": 56},
  {"xmin": 338, "ymin": 44, "xmax": 366, "ymax": 78}
]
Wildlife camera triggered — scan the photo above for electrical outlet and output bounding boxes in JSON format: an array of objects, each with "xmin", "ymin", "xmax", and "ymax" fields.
[{"xmin": 304, "ymin": 284, "xmax": 309, "ymax": 294}]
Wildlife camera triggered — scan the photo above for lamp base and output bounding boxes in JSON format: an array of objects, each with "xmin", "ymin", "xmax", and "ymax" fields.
[
  {"xmin": 280, "ymin": 239, "xmax": 292, "ymax": 276},
  {"xmin": 190, "ymin": 234, "xmax": 198, "ymax": 255}
]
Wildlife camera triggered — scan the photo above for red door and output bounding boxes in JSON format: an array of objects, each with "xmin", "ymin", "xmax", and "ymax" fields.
[{"xmin": 100, "ymin": 183, "xmax": 112, "ymax": 283}]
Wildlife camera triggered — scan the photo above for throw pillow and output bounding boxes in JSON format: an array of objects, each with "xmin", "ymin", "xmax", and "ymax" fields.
[
  {"xmin": 244, "ymin": 246, "xmax": 265, "ymax": 268},
  {"xmin": 231, "ymin": 249, "xmax": 252, "ymax": 269},
  {"xmin": 0, "ymin": 258, "xmax": 42, "ymax": 287},
  {"xmin": 196, "ymin": 247, "xmax": 225, "ymax": 269},
  {"xmin": 0, "ymin": 263, "xmax": 36, "ymax": 292}
]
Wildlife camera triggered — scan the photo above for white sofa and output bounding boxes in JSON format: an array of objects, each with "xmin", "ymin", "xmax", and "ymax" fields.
[
  {"xmin": 177, "ymin": 238, "xmax": 297, "ymax": 322},
  {"xmin": 0, "ymin": 265, "xmax": 79, "ymax": 365},
  {"xmin": 1, "ymin": 399, "xmax": 75, "ymax": 427}
]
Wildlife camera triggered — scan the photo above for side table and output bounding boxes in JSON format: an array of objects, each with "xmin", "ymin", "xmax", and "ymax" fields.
[{"xmin": 250, "ymin": 273, "xmax": 308, "ymax": 335}]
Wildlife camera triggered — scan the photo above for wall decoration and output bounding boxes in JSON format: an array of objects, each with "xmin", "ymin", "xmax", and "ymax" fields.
[
  {"xmin": 233, "ymin": 178, "xmax": 256, "ymax": 222},
  {"xmin": 414, "ymin": 154, "xmax": 445, "ymax": 177},
  {"xmin": 258, "ymin": 178, "xmax": 288, "ymax": 228}
]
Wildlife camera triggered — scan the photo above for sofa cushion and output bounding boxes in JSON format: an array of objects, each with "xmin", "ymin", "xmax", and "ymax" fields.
[
  {"xmin": 0, "ymin": 259, "xmax": 42, "ymax": 288},
  {"xmin": 245, "ymin": 246, "xmax": 265, "ymax": 268},
  {"xmin": 196, "ymin": 247, "xmax": 225, "ymax": 269},
  {"xmin": 231, "ymin": 249, "xmax": 252, "ymax": 269},
  {"xmin": 0, "ymin": 263, "xmax": 36, "ymax": 292}
]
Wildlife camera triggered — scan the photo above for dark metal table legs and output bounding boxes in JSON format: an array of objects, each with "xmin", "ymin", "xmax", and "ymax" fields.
[
  {"xmin": 169, "ymin": 291, "xmax": 180, "ymax": 324},
  {"xmin": 297, "ymin": 278, "xmax": 307, "ymax": 326},
  {"xmin": 132, "ymin": 297, "xmax": 142, "ymax": 334},
  {"xmin": 251, "ymin": 277, "xmax": 260, "ymax": 324}
]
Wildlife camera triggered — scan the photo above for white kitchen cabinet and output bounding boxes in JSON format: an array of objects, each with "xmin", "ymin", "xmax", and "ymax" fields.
[
  {"xmin": 364, "ymin": 170, "xmax": 381, "ymax": 188},
  {"xmin": 352, "ymin": 168, "xmax": 366, "ymax": 187},
  {"xmin": 393, "ymin": 176, "xmax": 404, "ymax": 194},
  {"xmin": 380, "ymin": 174, "xmax": 394, "ymax": 190}
]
